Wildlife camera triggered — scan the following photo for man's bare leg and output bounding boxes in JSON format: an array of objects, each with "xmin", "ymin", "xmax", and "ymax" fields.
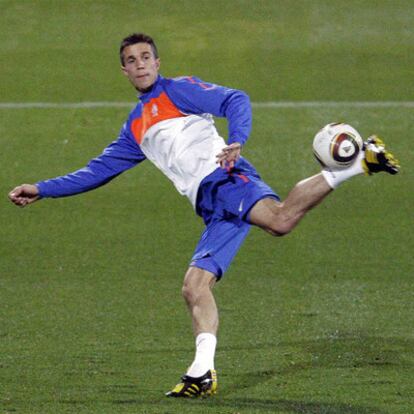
[
  {"xmin": 181, "ymin": 267, "xmax": 218, "ymax": 378},
  {"xmin": 249, "ymin": 173, "xmax": 332, "ymax": 236}
]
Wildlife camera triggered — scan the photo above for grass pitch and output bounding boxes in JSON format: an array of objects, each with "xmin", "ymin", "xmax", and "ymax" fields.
[{"xmin": 1, "ymin": 1, "xmax": 413, "ymax": 413}]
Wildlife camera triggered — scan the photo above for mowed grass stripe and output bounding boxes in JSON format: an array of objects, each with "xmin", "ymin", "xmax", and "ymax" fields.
[{"xmin": 1, "ymin": 101, "xmax": 414, "ymax": 109}]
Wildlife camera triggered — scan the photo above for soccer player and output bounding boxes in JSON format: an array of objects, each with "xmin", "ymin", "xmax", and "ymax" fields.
[{"xmin": 8, "ymin": 33, "xmax": 400, "ymax": 398}]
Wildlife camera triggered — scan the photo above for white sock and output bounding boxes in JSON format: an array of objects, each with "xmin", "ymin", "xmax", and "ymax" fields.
[
  {"xmin": 186, "ymin": 333, "xmax": 217, "ymax": 378},
  {"xmin": 321, "ymin": 152, "xmax": 365, "ymax": 189}
]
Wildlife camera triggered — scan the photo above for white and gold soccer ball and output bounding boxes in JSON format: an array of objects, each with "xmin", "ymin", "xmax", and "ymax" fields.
[{"xmin": 313, "ymin": 123, "xmax": 364, "ymax": 169}]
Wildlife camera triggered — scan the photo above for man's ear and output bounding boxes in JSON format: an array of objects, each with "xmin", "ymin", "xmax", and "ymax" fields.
[
  {"xmin": 155, "ymin": 58, "xmax": 161, "ymax": 70},
  {"xmin": 121, "ymin": 65, "xmax": 128, "ymax": 76}
]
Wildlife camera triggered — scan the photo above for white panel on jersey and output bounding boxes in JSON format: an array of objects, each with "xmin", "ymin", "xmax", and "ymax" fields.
[{"xmin": 140, "ymin": 114, "xmax": 226, "ymax": 208}]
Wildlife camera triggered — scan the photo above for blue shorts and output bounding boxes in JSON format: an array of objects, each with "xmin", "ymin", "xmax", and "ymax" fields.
[{"xmin": 190, "ymin": 157, "xmax": 279, "ymax": 279}]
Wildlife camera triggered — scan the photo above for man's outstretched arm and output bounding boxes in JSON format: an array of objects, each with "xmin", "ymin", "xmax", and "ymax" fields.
[{"xmin": 8, "ymin": 124, "xmax": 146, "ymax": 207}]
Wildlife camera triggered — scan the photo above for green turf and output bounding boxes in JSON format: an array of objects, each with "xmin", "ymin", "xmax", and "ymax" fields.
[{"xmin": 1, "ymin": 1, "xmax": 413, "ymax": 413}]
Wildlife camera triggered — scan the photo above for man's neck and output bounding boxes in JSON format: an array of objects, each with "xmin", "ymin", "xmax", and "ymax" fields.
[{"xmin": 137, "ymin": 75, "xmax": 161, "ymax": 96}]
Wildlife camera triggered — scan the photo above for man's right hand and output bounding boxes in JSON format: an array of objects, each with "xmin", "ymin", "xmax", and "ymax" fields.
[{"xmin": 8, "ymin": 184, "xmax": 40, "ymax": 207}]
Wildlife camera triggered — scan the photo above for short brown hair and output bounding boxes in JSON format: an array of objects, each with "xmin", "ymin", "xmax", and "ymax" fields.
[{"xmin": 120, "ymin": 33, "xmax": 159, "ymax": 65}]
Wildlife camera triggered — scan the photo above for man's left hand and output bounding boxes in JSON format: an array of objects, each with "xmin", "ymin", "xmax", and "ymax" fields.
[{"xmin": 216, "ymin": 142, "xmax": 242, "ymax": 169}]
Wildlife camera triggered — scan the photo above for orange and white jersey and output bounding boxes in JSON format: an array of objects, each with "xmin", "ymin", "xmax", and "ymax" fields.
[{"xmin": 127, "ymin": 75, "xmax": 252, "ymax": 207}]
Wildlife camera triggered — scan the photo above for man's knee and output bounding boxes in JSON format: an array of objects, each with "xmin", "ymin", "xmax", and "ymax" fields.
[
  {"xmin": 267, "ymin": 215, "xmax": 293, "ymax": 237},
  {"xmin": 182, "ymin": 280, "xmax": 198, "ymax": 304},
  {"xmin": 182, "ymin": 267, "xmax": 216, "ymax": 305},
  {"xmin": 259, "ymin": 206, "xmax": 293, "ymax": 237}
]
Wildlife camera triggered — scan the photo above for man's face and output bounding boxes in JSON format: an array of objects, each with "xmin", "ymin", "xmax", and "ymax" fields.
[{"xmin": 121, "ymin": 43, "xmax": 160, "ymax": 93}]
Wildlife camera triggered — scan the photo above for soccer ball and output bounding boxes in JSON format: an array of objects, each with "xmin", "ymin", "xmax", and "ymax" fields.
[{"xmin": 312, "ymin": 123, "xmax": 364, "ymax": 169}]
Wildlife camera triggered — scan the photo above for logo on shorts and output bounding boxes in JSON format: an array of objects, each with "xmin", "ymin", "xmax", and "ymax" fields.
[{"xmin": 238, "ymin": 199, "xmax": 244, "ymax": 212}]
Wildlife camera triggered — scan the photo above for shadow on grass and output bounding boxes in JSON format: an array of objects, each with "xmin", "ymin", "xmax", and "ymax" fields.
[
  {"xmin": 213, "ymin": 335, "xmax": 408, "ymax": 413},
  {"xmin": 109, "ymin": 397, "xmax": 385, "ymax": 414},
  {"xmin": 220, "ymin": 335, "xmax": 411, "ymax": 398}
]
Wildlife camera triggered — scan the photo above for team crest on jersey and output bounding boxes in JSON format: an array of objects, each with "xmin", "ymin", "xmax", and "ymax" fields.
[{"xmin": 151, "ymin": 103, "xmax": 159, "ymax": 117}]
